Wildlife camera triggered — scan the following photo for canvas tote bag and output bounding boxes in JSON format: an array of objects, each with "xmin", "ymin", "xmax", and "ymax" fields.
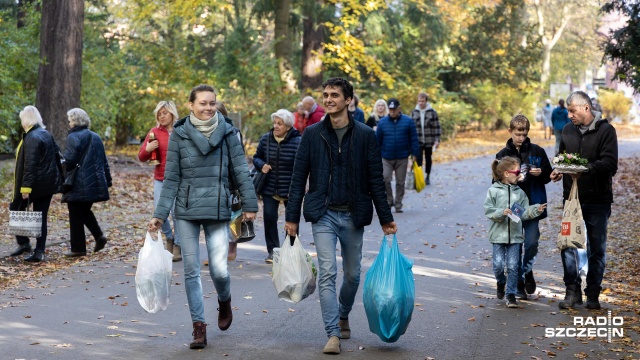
[
  {"xmin": 8, "ymin": 201, "xmax": 42, "ymax": 238},
  {"xmin": 556, "ymin": 178, "xmax": 587, "ymax": 250}
]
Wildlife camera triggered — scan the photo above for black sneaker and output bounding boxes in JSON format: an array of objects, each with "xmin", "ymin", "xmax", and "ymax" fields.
[
  {"xmin": 506, "ymin": 294, "xmax": 519, "ymax": 308},
  {"xmin": 524, "ymin": 271, "xmax": 536, "ymax": 294},
  {"xmin": 496, "ymin": 282, "xmax": 505, "ymax": 299},
  {"xmin": 264, "ymin": 253, "xmax": 273, "ymax": 264},
  {"xmin": 516, "ymin": 281, "xmax": 528, "ymax": 299}
]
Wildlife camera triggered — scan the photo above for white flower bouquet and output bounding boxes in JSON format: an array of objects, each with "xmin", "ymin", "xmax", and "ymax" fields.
[{"xmin": 552, "ymin": 152, "xmax": 588, "ymax": 174}]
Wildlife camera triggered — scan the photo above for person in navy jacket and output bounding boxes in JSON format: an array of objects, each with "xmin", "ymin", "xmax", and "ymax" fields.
[{"xmin": 375, "ymin": 98, "xmax": 419, "ymax": 213}]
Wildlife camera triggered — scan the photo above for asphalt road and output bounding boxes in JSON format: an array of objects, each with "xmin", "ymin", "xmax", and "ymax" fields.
[{"xmin": 1, "ymin": 139, "xmax": 638, "ymax": 360}]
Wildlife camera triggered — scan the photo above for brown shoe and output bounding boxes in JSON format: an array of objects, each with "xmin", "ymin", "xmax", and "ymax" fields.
[
  {"xmin": 190, "ymin": 321, "xmax": 207, "ymax": 349},
  {"xmin": 323, "ymin": 336, "xmax": 340, "ymax": 354},
  {"xmin": 227, "ymin": 242, "xmax": 237, "ymax": 261},
  {"xmin": 172, "ymin": 244, "xmax": 182, "ymax": 262},
  {"xmin": 217, "ymin": 297, "xmax": 233, "ymax": 331}
]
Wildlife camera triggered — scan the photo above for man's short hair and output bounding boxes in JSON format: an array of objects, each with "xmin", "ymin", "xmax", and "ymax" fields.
[
  {"xmin": 509, "ymin": 114, "xmax": 530, "ymax": 132},
  {"xmin": 418, "ymin": 92, "xmax": 428, "ymax": 101},
  {"xmin": 321, "ymin": 77, "xmax": 354, "ymax": 101},
  {"xmin": 566, "ymin": 91, "xmax": 592, "ymax": 109}
]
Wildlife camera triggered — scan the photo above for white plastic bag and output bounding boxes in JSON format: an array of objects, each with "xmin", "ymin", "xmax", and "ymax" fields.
[
  {"xmin": 136, "ymin": 231, "xmax": 173, "ymax": 313},
  {"xmin": 271, "ymin": 235, "xmax": 317, "ymax": 303}
]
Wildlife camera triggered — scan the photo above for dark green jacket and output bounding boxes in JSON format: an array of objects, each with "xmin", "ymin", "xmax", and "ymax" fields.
[{"xmin": 153, "ymin": 115, "xmax": 258, "ymax": 221}]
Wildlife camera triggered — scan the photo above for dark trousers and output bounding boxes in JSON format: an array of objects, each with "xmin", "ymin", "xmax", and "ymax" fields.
[
  {"xmin": 263, "ymin": 196, "xmax": 287, "ymax": 254},
  {"xmin": 561, "ymin": 203, "xmax": 611, "ymax": 292},
  {"xmin": 10, "ymin": 194, "xmax": 53, "ymax": 253},
  {"xmin": 416, "ymin": 145, "xmax": 434, "ymax": 175},
  {"xmin": 68, "ymin": 201, "xmax": 103, "ymax": 253}
]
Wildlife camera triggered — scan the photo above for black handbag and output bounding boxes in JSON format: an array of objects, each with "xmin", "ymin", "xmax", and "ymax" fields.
[
  {"xmin": 252, "ymin": 134, "xmax": 270, "ymax": 194},
  {"xmin": 62, "ymin": 136, "xmax": 91, "ymax": 194}
]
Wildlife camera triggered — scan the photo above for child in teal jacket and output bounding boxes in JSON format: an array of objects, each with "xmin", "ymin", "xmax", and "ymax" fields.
[{"xmin": 484, "ymin": 157, "xmax": 546, "ymax": 308}]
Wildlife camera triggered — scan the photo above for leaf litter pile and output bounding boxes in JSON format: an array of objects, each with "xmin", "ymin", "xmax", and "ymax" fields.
[{"xmin": 0, "ymin": 157, "xmax": 152, "ymax": 294}]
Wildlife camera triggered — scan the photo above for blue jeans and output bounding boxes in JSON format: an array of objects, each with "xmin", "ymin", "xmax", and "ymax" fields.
[
  {"xmin": 519, "ymin": 219, "xmax": 540, "ymax": 280},
  {"xmin": 154, "ymin": 180, "xmax": 179, "ymax": 246},
  {"xmin": 311, "ymin": 210, "xmax": 365, "ymax": 338},
  {"xmin": 493, "ymin": 243, "xmax": 521, "ymax": 296},
  {"xmin": 553, "ymin": 129, "xmax": 563, "ymax": 155},
  {"xmin": 561, "ymin": 203, "xmax": 611, "ymax": 292},
  {"xmin": 177, "ymin": 219, "xmax": 230, "ymax": 323}
]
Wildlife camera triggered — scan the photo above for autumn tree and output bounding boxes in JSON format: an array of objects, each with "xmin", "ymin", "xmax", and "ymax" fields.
[
  {"xmin": 601, "ymin": 0, "xmax": 640, "ymax": 92},
  {"xmin": 35, "ymin": 0, "xmax": 84, "ymax": 147}
]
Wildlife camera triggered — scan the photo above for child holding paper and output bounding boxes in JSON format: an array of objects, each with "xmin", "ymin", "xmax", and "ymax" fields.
[{"xmin": 484, "ymin": 157, "xmax": 547, "ymax": 308}]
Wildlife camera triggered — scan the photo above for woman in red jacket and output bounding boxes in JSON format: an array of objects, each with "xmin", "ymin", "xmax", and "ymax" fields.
[{"xmin": 138, "ymin": 101, "xmax": 182, "ymax": 261}]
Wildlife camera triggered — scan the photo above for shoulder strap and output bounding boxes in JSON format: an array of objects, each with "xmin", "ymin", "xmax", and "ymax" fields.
[{"xmin": 77, "ymin": 133, "xmax": 93, "ymax": 168}]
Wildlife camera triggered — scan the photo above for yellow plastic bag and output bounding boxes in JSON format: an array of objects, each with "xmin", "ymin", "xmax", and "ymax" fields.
[{"xmin": 412, "ymin": 161, "xmax": 425, "ymax": 193}]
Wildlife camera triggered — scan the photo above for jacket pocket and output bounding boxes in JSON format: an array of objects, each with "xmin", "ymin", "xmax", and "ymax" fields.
[{"xmin": 185, "ymin": 184, "xmax": 191, "ymax": 209}]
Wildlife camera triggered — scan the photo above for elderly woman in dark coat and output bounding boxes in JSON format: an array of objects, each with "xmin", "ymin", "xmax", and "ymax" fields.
[
  {"xmin": 253, "ymin": 109, "xmax": 301, "ymax": 263},
  {"xmin": 9, "ymin": 106, "xmax": 63, "ymax": 262},
  {"xmin": 62, "ymin": 108, "xmax": 112, "ymax": 257}
]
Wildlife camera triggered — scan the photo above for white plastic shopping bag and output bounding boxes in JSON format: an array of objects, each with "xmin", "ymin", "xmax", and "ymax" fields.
[
  {"xmin": 271, "ymin": 235, "xmax": 317, "ymax": 303},
  {"xmin": 136, "ymin": 231, "xmax": 173, "ymax": 313}
]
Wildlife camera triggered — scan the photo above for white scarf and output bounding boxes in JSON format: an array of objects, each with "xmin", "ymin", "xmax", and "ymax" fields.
[{"xmin": 190, "ymin": 112, "xmax": 219, "ymax": 139}]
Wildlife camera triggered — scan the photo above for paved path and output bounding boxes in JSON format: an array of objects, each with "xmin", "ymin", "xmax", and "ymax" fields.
[{"xmin": 1, "ymin": 140, "xmax": 638, "ymax": 360}]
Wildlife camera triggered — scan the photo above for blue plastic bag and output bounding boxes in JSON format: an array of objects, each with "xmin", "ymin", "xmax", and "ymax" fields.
[{"xmin": 363, "ymin": 234, "xmax": 415, "ymax": 343}]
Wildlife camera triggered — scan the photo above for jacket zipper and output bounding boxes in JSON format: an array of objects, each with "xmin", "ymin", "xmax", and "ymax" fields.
[
  {"xmin": 185, "ymin": 185, "xmax": 191, "ymax": 209},
  {"xmin": 218, "ymin": 139, "xmax": 224, "ymax": 218},
  {"xmin": 507, "ymin": 186, "xmax": 511, "ymax": 245},
  {"xmin": 275, "ymin": 138, "xmax": 281, "ymax": 195},
  {"xmin": 320, "ymin": 132, "xmax": 333, "ymax": 206}
]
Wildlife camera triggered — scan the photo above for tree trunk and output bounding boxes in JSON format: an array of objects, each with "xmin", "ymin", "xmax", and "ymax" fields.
[
  {"xmin": 301, "ymin": 9, "xmax": 324, "ymax": 91},
  {"xmin": 35, "ymin": 0, "xmax": 84, "ymax": 149},
  {"xmin": 274, "ymin": 0, "xmax": 297, "ymax": 93},
  {"xmin": 540, "ymin": 43, "xmax": 552, "ymax": 86}
]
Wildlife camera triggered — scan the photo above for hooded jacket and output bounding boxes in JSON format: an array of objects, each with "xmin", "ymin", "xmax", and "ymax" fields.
[
  {"xmin": 495, "ymin": 138, "xmax": 552, "ymax": 220},
  {"xmin": 484, "ymin": 182, "xmax": 543, "ymax": 244},
  {"xmin": 559, "ymin": 112, "xmax": 618, "ymax": 204},
  {"xmin": 153, "ymin": 114, "xmax": 258, "ymax": 222}
]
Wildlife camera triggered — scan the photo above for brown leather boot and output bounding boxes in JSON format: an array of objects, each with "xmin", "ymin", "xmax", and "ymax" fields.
[
  {"xmin": 190, "ymin": 321, "xmax": 207, "ymax": 349},
  {"xmin": 217, "ymin": 297, "xmax": 233, "ymax": 331},
  {"xmin": 227, "ymin": 242, "xmax": 237, "ymax": 261},
  {"xmin": 172, "ymin": 244, "xmax": 182, "ymax": 262}
]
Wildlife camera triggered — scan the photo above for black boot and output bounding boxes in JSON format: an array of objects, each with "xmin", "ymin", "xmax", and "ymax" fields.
[
  {"xmin": 425, "ymin": 173, "xmax": 430, "ymax": 185},
  {"xmin": 24, "ymin": 251, "xmax": 44, "ymax": 263},
  {"xmin": 575, "ymin": 286, "xmax": 583, "ymax": 305},
  {"xmin": 94, "ymin": 235, "xmax": 108, "ymax": 253},
  {"xmin": 10, "ymin": 243, "xmax": 32, "ymax": 257},
  {"xmin": 516, "ymin": 281, "xmax": 528, "ymax": 299},
  {"xmin": 559, "ymin": 284, "xmax": 579, "ymax": 309},
  {"xmin": 585, "ymin": 287, "xmax": 601, "ymax": 310}
]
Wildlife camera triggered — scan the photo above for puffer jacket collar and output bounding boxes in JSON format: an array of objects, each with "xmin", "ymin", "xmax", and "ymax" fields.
[{"xmin": 173, "ymin": 113, "xmax": 231, "ymax": 154}]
